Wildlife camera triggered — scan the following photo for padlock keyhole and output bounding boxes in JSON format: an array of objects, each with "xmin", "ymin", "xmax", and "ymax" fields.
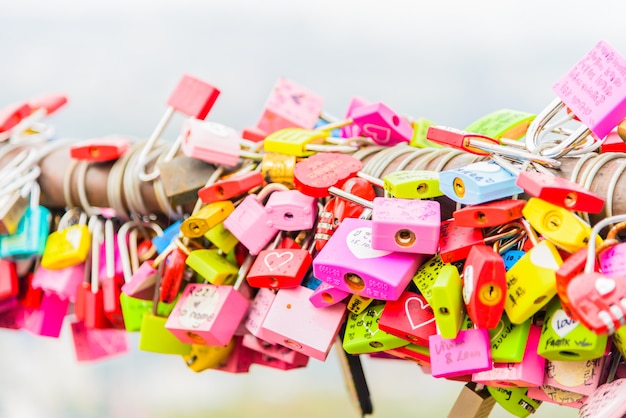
[
  {"xmin": 416, "ymin": 183, "xmax": 428, "ymax": 195},
  {"xmin": 395, "ymin": 229, "xmax": 416, "ymax": 247},
  {"xmin": 217, "ymin": 186, "xmax": 225, "ymax": 196},
  {"xmin": 559, "ymin": 350, "xmax": 580, "ymax": 358},
  {"xmin": 453, "ymin": 177, "xmax": 465, "ymax": 198},
  {"xmin": 533, "ymin": 295, "xmax": 547, "ymax": 305},
  {"xmin": 392, "ymin": 116, "xmax": 400, "ymax": 126},
  {"xmin": 369, "ymin": 341, "xmax": 384, "ymax": 348},
  {"xmin": 474, "ymin": 211, "xmax": 487, "ymax": 224},
  {"xmin": 321, "ymin": 292, "xmax": 334, "ymax": 303},
  {"xmin": 284, "ymin": 338, "xmax": 303, "ymax": 349},
  {"xmin": 345, "ymin": 273, "xmax": 365, "ymax": 292},
  {"xmin": 284, "ymin": 212, "xmax": 294, "ymax": 221},
  {"xmin": 564, "ymin": 192, "xmax": 578, "ymax": 208},
  {"xmin": 439, "ymin": 307, "xmax": 450, "ymax": 315},
  {"xmin": 269, "ymin": 277, "xmax": 279, "ymax": 288}
]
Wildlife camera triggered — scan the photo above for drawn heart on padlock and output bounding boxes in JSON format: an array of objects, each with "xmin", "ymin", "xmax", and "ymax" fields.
[
  {"xmin": 490, "ymin": 319, "xmax": 506, "ymax": 343},
  {"xmin": 551, "ymin": 309, "xmax": 579, "ymax": 338},
  {"xmin": 579, "ymin": 378, "xmax": 626, "ymax": 418},
  {"xmin": 362, "ymin": 308, "xmax": 383, "ymax": 336},
  {"xmin": 405, "ymin": 297, "xmax": 436, "ymax": 330},
  {"xmin": 529, "ymin": 242, "xmax": 560, "ymax": 270},
  {"xmin": 263, "ymin": 251, "xmax": 294, "ymax": 272},
  {"xmin": 347, "ymin": 227, "xmax": 392, "ymax": 259},
  {"xmin": 362, "ymin": 124, "xmax": 391, "ymax": 144}
]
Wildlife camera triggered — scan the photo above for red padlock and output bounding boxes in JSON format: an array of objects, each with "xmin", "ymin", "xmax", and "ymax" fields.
[
  {"xmin": 69, "ymin": 136, "xmax": 131, "ymax": 162},
  {"xmin": 198, "ymin": 171, "xmax": 264, "ymax": 204},
  {"xmin": 452, "ymin": 199, "xmax": 526, "ymax": 228}
]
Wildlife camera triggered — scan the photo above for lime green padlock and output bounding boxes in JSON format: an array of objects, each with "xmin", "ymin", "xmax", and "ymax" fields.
[
  {"xmin": 186, "ymin": 249, "xmax": 239, "ymax": 285},
  {"xmin": 410, "ymin": 118, "xmax": 443, "ymax": 148},
  {"xmin": 204, "ymin": 222, "xmax": 239, "ymax": 254},
  {"xmin": 119, "ymin": 293, "xmax": 176, "ymax": 332},
  {"xmin": 343, "ymin": 304, "xmax": 410, "ymax": 355},
  {"xmin": 138, "ymin": 313, "xmax": 192, "ymax": 355},
  {"xmin": 383, "ymin": 170, "xmax": 443, "ymax": 199},
  {"xmin": 430, "ymin": 263, "xmax": 465, "ymax": 339},
  {"xmin": 537, "ymin": 297, "xmax": 608, "ymax": 361},
  {"xmin": 487, "ymin": 386, "xmax": 541, "ymax": 418},
  {"xmin": 489, "ymin": 312, "xmax": 531, "ymax": 363},
  {"xmin": 411, "ymin": 254, "xmax": 445, "ymax": 303},
  {"xmin": 465, "ymin": 109, "xmax": 535, "ymax": 140},
  {"xmin": 612, "ymin": 324, "xmax": 626, "ymax": 358},
  {"xmin": 183, "ymin": 339, "xmax": 236, "ymax": 372}
]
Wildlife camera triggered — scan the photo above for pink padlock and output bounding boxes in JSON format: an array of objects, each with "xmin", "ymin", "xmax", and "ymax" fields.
[
  {"xmin": 244, "ymin": 287, "xmax": 278, "ymax": 340},
  {"xmin": 526, "ymin": 385, "xmax": 586, "ymax": 408},
  {"xmin": 313, "ymin": 218, "xmax": 425, "ymax": 301},
  {"xmin": 23, "ymin": 292, "xmax": 69, "ymax": 338},
  {"xmin": 180, "ymin": 118, "xmax": 242, "ymax": 167},
  {"xmin": 309, "ymin": 282, "xmax": 350, "ymax": 308},
  {"xmin": 351, "ymin": 102, "xmax": 413, "ymax": 146},
  {"xmin": 121, "ymin": 260, "xmax": 158, "ymax": 300},
  {"xmin": 542, "ymin": 356, "xmax": 607, "ymax": 397},
  {"xmin": 70, "ymin": 320, "xmax": 128, "ymax": 362},
  {"xmin": 371, "ymin": 197, "xmax": 441, "ymax": 254},
  {"xmin": 429, "ymin": 328, "xmax": 492, "ymax": 378},
  {"xmin": 257, "ymin": 77, "xmax": 324, "ymax": 134},
  {"xmin": 264, "ymin": 189, "xmax": 318, "ymax": 231},
  {"xmin": 0, "ymin": 297, "xmax": 25, "ymax": 330},
  {"xmin": 242, "ymin": 333, "xmax": 309, "ymax": 367},
  {"xmin": 598, "ymin": 242, "xmax": 626, "ymax": 276},
  {"xmin": 341, "ymin": 96, "xmax": 370, "ymax": 138},
  {"xmin": 250, "ymin": 350, "xmax": 308, "ymax": 371},
  {"xmin": 215, "ymin": 335, "xmax": 255, "ymax": 374},
  {"xmin": 31, "ymin": 262, "xmax": 86, "ymax": 303},
  {"xmin": 579, "ymin": 378, "xmax": 626, "ymax": 418},
  {"xmin": 472, "ymin": 325, "xmax": 545, "ymax": 388},
  {"xmin": 258, "ymin": 285, "xmax": 347, "ymax": 361}
]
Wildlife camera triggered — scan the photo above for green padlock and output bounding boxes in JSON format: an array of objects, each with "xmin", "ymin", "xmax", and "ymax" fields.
[
  {"xmin": 383, "ymin": 170, "xmax": 443, "ymax": 199},
  {"xmin": 612, "ymin": 324, "xmax": 626, "ymax": 358},
  {"xmin": 537, "ymin": 297, "xmax": 608, "ymax": 361},
  {"xmin": 430, "ymin": 263, "xmax": 465, "ymax": 339},
  {"xmin": 489, "ymin": 312, "xmax": 531, "ymax": 363},
  {"xmin": 138, "ymin": 313, "xmax": 192, "ymax": 355},
  {"xmin": 343, "ymin": 304, "xmax": 410, "ymax": 355},
  {"xmin": 487, "ymin": 386, "xmax": 542, "ymax": 418},
  {"xmin": 204, "ymin": 221, "xmax": 239, "ymax": 254},
  {"xmin": 410, "ymin": 118, "xmax": 443, "ymax": 148},
  {"xmin": 119, "ymin": 293, "xmax": 176, "ymax": 332},
  {"xmin": 465, "ymin": 109, "xmax": 536, "ymax": 140},
  {"xmin": 411, "ymin": 254, "xmax": 445, "ymax": 303},
  {"xmin": 185, "ymin": 248, "xmax": 239, "ymax": 285}
]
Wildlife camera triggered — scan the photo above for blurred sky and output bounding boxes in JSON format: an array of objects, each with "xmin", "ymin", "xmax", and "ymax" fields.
[{"xmin": 2, "ymin": 1, "xmax": 626, "ymax": 417}]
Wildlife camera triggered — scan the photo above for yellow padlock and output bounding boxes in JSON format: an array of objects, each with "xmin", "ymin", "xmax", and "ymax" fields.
[
  {"xmin": 180, "ymin": 201, "xmax": 235, "ymax": 238},
  {"xmin": 40, "ymin": 209, "xmax": 91, "ymax": 269},
  {"xmin": 263, "ymin": 128, "xmax": 330, "ymax": 157},
  {"xmin": 183, "ymin": 339, "xmax": 236, "ymax": 372}
]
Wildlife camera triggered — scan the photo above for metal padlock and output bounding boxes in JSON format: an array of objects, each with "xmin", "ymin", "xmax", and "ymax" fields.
[
  {"xmin": 18, "ymin": 272, "xmax": 43, "ymax": 310},
  {"xmin": 313, "ymin": 218, "xmax": 425, "ymax": 301},
  {"xmin": 257, "ymin": 77, "xmax": 324, "ymax": 134},
  {"xmin": 69, "ymin": 136, "xmax": 130, "ymax": 162},
  {"xmin": 342, "ymin": 303, "xmax": 409, "ymax": 355},
  {"xmin": 370, "ymin": 197, "xmax": 440, "ymax": 254},
  {"xmin": 308, "ymin": 282, "xmax": 350, "ymax": 308},
  {"xmin": 264, "ymin": 189, "xmax": 318, "ymax": 231},
  {"xmin": 472, "ymin": 325, "xmax": 545, "ymax": 388},
  {"xmin": 258, "ymin": 285, "xmax": 347, "ymax": 361},
  {"xmin": 185, "ymin": 248, "xmax": 239, "ymax": 285},
  {"xmin": 378, "ymin": 290, "xmax": 437, "ymax": 347},
  {"xmin": 0, "ymin": 297, "xmax": 26, "ymax": 330},
  {"xmin": 159, "ymin": 241, "xmax": 191, "ymax": 304},
  {"xmin": 446, "ymin": 382, "xmax": 496, "ymax": 418},
  {"xmin": 487, "ymin": 386, "xmax": 542, "ymax": 418},
  {"xmin": 261, "ymin": 152, "xmax": 296, "ymax": 188},
  {"xmin": 488, "ymin": 312, "xmax": 531, "ymax": 363},
  {"xmin": 0, "ymin": 188, "xmax": 28, "ymax": 236},
  {"xmin": 382, "ymin": 169, "xmax": 443, "ymax": 199},
  {"xmin": 0, "ymin": 182, "xmax": 51, "ymax": 259},
  {"xmin": 157, "ymin": 153, "xmax": 217, "ymax": 206},
  {"xmin": 439, "ymin": 160, "xmax": 524, "ymax": 205},
  {"xmin": 430, "ymin": 263, "xmax": 465, "ymax": 339},
  {"xmin": 597, "ymin": 220, "xmax": 626, "ymax": 277},
  {"xmin": 70, "ymin": 320, "xmax": 128, "ymax": 362},
  {"xmin": 537, "ymin": 296, "xmax": 608, "ymax": 361},
  {"xmin": 428, "ymin": 327, "xmax": 492, "ymax": 378},
  {"xmin": 40, "ymin": 209, "xmax": 91, "ymax": 270},
  {"xmin": 385, "ymin": 341, "xmax": 431, "ymax": 365}
]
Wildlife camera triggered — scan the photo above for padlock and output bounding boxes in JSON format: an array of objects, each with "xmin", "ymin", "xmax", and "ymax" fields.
[
  {"xmin": 428, "ymin": 327, "xmax": 492, "ymax": 378},
  {"xmin": 203, "ymin": 221, "xmax": 239, "ymax": 255},
  {"xmin": 293, "ymin": 152, "xmax": 363, "ymax": 199},
  {"xmin": 579, "ymin": 378, "xmax": 626, "ymax": 418},
  {"xmin": 244, "ymin": 287, "xmax": 278, "ymax": 341},
  {"xmin": 180, "ymin": 201, "xmax": 235, "ymax": 239},
  {"xmin": 260, "ymin": 152, "xmax": 297, "ymax": 188},
  {"xmin": 446, "ymin": 382, "xmax": 496, "ymax": 418},
  {"xmin": 411, "ymin": 254, "xmax": 445, "ymax": 303},
  {"xmin": 515, "ymin": 170, "xmax": 604, "ymax": 214},
  {"xmin": 256, "ymin": 77, "xmax": 324, "ymax": 134},
  {"xmin": 70, "ymin": 320, "xmax": 128, "ymax": 362},
  {"xmin": 215, "ymin": 335, "xmax": 255, "ymax": 373},
  {"xmin": 98, "ymin": 219, "xmax": 125, "ymax": 328},
  {"xmin": 308, "ymin": 282, "xmax": 350, "ymax": 308},
  {"xmin": 313, "ymin": 218, "xmax": 425, "ymax": 301},
  {"xmin": 488, "ymin": 312, "xmax": 531, "ymax": 363},
  {"xmin": 430, "ymin": 263, "xmax": 465, "ymax": 339},
  {"xmin": 159, "ymin": 242, "xmax": 191, "ymax": 304},
  {"xmin": 462, "ymin": 245, "xmax": 507, "ymax": 330},
  {"xmin": 246, "ymin": 233, "xmax": 314, "ymax": 289},
  {"xmin": 542, "ymin": 357, "xmax": 607, "ymax": 398},
  {"xmin": 121, "ymin": 259, "xmax": 159, "ymax": 299},
  {"xmin": 2, "ymin": 93, "xmax": 66, "ymax": 142},
  {"xmin": 526, "ymin": 385, "xmax": 585, "ymax": 409},
  {"xmin": 257, "ymin": 285, "xmax": 347, "ymax": 361},
  {"xmin": 382, "ymin": 169, "xmax": 443, "ymax": 199},
  {"xmin": 165, "ymin": 255, "xmax": 252, "ymax": 346},
  {"xmin": 69, "ymin": 136, "xmax": 130, "ymax": 162},
  {"xmin": 31, "ymin": 262, "xmax": 87, "ymax": 303},
  {"xmin": 0, "ymin": 182, "xmax": 51, "ymax": 259},
  {"xmin": 242, "ymin": 333, "xmax": 309, "ymax": 367},
  {"xmin": 472, "ymin": 325, "xmax": 545, "ymax": 388},
  {"xmin": 198, "ymin": 170, "xmax": 264, "ymax": 204},
  {"xmin": 384, "ymin": 342, "xmax": 431, "ymax": 365},
  {"xmin": 40, "ymin": 209, "xmax": 91, "ymax": 270},
  {"xmin": 538, "ymin": 296, "xmax": 608, "ymax": 361},
  {"xmin": 438, "ymin": 218, "xmax": 484, "ymax": 264},
  {"xmin": 597, "ymin": 220, "xmax": 626, "ymax": 277},
  {"xmin": 264, "ymin": 189, "xmax": 318, "ymax": 231},
  {"xmin": 0, "ymin": 188, "xmax": 29, "ymax": 236},
  {"xmin": 18, "ymin": 272, "xmax": 43, "ymax": 309},
  {"xmin": 317, "ymin": 102, "xmax": 413, "ymax": 146},
  {"xmin": 505, "ymin": 239, "xmax": 563, "ymax": 324},
  {"xmin": 465, "ymin": 108, "xmax": 536, "ymax": 140},
  {"xmin": 157, "ymin": 154, "xmax": 218, "ymax": 206},
  {"xmin": 439, "ymin": 160, "xmax": 524, "ymax": 205},
  {"xmin": 186, "ymin": 248, "xmax": 239, "ymax": 285},
  {"xmin": 23, "ymin": 292, "xmax": 69, "ymax": 338},
  {"xmin": 180, "ymin": 119, "xmax": 262, "ymax": 167},
  {"xmin": 554, "ymin": 247, "xmax": 588, "ymax": 320},
  {"xmin": 346, "ymin": 294, "xmax": 374, "ymax": 315},
  {"xmin": 452, "ymin": 199, "xmax": 525, "ymax": 228},
  {"xmin": 263, "ymin": 127, "xmax": 332, "ymax": 157},
  {"xmin": 0, "ymin": 101, "xmax": 32, "ymax": 135},
  {"xmin": 486, "ymin": 386, "xmax": 542, "ymax": 418},
  {"xmin": 502, "ymin": 249, "xmax": 526, "ymax": 272},
  {"xmin": 183, "ymin": 339, "xmax": 236, "ymax": 373},
  {"xmin": 0, "ymin": 259, "xmax": 19, "ymax": 301},
  {"xmin": 342, "ymin": 303, "xmax": 410, "ymax": 354},
  {"xmin": 0, "ymin": 297, "xmax": 25, "ymax": 330},
  {"xmin": 522, "ymin": 197, "xmax": 598, "ymax": 254},
  {"xmin": 370, "ymin": 197, "xmax": 440, "ymax": 254},
  {"xmin": 378, "ymin": 290, "xmax": 437, "ymax": 347},
  {"xmin": 119, "ymin": 292, "xmax": 175, "ymax": 332}
]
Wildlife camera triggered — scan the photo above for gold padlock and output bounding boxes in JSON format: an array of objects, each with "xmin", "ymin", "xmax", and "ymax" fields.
[
  {"xmin": 180, "ymin": 201, "xmax": 235, "ymax": 238},
  {"xmin": 0, "ymin": 189, "xmax": 28, "ymax": 236}
]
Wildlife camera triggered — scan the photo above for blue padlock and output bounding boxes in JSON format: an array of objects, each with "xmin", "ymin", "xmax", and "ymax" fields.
[
  {"xmin": 502, "ymin": 249, "xmax": 525, "ymax": 272},
  {"xmin": 439, "ymin": 160, "xmax": 523, "ymax": 205},
  {"xmin": 152, "ymin": 220, "xmax": 182, "ymax": 254}
]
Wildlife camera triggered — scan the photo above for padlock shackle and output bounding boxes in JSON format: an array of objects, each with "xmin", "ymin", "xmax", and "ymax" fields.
[{"xmin": 585, "ymin": 214, "xmax": 626, "ymax": 273}]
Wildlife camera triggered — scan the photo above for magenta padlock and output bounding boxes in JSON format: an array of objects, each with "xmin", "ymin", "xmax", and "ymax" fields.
[
  {"xmin": 341, "ymin": 96, "xmax": 370, "ymax": 138},
  {"xmin": 351, "ymin": 102, "xmax": 413, "ymax": 146},
  {"xmin": 472, "ymin": 325, "xmax": 545, "ymax": 388},
  {"xmin": 215, "ymin": 335, "xmax": 255, "ymax": 374},
  {"xmin": 31, "ymin": 262, "xmax": 86, "ymax": 302},
  {"xmin": 313, "ymin": 218, "xmax": 425, "ymax": 301},
  {"xmin": 0, "ymin": 297, "xmax": 25, "ymax": 330},
  {"xmin": 180, "ymin": 118, "xmax": 242, "ymax": 167},
  {"xmin": 309, "ymin": 282, "xmax": 350, "ymax": 308},
  {"xmin": 264, "ymin": 189, "xmax": 318, "ymax": 231},
  {"xmin": 598, "ymin": 242, "xmax": 626, "ymax": 276},
  {"xmin": 224, "ymin": 194, "xmax": 280, "ymax": 256},
  {"xmin": 23, "ymin": 292, "xmax": 69, "ymax": 338},
  {"xmin": 121, "ymin": 260, "xmax": 158, "ymax": 300},
  {"xmin": 258, "ymin": 285, "xmax": 347, "ymax": 361},
  {"xmin": 429, "ymin": 328, "xmax": 492, "ymax": 378},
  {"xmin": 250, "ymin": 350, "xmax": 308, "ymax": 371},
  {"xmin": 70, "ymin": 320, "xmax": 128, "ymax": 362},
  {"xmin": 244, "ymin": 287, "xmax": 278, "ymax": 340},
  {"xmin": 371, "ymin": 197, "xmax": 441, "ymax": 254},
  {"xmin": 242, "ymin": 333, "xmax": 309, "ymax": 367}
]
